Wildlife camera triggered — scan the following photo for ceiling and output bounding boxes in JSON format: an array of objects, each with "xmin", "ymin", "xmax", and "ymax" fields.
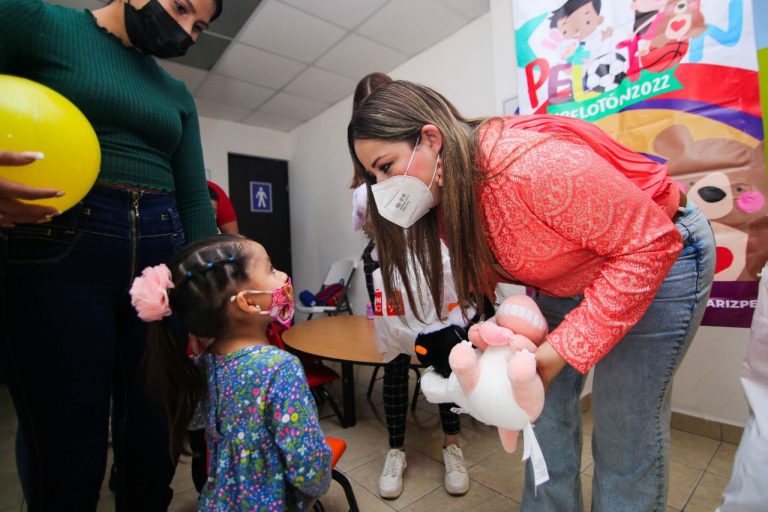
[{"xmin": 49, "ymin": 0, "xmax": 490, "ymax": 132}]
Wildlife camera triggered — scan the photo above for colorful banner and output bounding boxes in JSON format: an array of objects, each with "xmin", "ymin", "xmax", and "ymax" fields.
[{"xmin": 513, "ymin": 0, "xmax": 768, "ymax": 327}]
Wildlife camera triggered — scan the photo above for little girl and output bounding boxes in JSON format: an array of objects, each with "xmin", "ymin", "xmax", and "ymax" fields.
[{"xmin": 129, "ymin": 234, "xmax": 332, "ymax": 511}]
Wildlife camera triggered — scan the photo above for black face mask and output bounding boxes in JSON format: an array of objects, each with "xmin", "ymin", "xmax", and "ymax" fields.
[{"xmin": 124, "ymin": 0, "xmax": 195, "ymax": 59}]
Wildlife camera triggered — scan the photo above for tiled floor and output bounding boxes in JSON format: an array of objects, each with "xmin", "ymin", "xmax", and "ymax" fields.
[{"xmin": 0, "ymin": 365, "xmax": 738, "ymax": 511}]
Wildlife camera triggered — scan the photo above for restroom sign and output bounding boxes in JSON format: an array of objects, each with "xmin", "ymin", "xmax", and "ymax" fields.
[{"xmin": 250, "ymin": 181, "xmax": 272, "ymax": 213}]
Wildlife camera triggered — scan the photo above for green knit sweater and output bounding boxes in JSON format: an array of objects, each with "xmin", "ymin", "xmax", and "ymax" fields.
[{"xmin": 0, "ymin": 0, "xmax": 216, "ymax": 241}]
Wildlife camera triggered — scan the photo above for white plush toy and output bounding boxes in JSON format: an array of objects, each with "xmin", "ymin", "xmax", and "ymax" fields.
[{"xmin": 419, "ymin": 294, "xmax": 550, "ymax": 485}]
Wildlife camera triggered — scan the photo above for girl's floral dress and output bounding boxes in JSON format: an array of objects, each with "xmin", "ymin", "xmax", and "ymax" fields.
[{"xmin": 197, "ymin": 345, "xmax": 332, "ymax": 511}]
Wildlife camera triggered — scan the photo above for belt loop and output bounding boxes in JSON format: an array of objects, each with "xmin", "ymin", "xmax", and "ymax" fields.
[
  {"xmin": 62, "ymin": 200, "xmax": 84, "ymax": 230},
  {"xmin": 672, "ymin": 191, "xmax": 688, "ymax": 223}
]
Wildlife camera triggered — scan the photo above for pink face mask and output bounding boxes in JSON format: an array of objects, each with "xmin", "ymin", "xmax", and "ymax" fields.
[{"xmin": 230, "ymin": 277, "xmax": 295, "ymax": 327}]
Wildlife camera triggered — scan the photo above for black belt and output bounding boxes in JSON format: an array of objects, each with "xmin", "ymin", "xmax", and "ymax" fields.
[{"xmin": 96, "ymin": 182, "xmax": 168, "ymax": 195}]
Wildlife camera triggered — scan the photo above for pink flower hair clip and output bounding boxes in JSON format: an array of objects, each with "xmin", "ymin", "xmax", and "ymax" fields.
[{"xmin": 130, "ymin": 264, "xmax": 175, "ymax": 322}]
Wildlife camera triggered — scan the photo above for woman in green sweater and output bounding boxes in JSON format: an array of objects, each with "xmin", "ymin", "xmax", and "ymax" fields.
[{"xmin": 0, "ymin": 1, "xmax": 222, "ymax": 510}]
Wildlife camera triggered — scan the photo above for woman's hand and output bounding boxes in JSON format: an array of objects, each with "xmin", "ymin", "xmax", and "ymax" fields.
[
  {"xmin": 0, "ymin": 150, "xmax": 63, "ymax": 227},
  {"xmin": 534, "ymin": 340, "xmax": 567, "ymax": 391}
]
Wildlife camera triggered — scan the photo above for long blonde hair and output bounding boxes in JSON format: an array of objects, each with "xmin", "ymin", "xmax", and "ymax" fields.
[{"xmin": 347, "ymin": 81, "xmax": 494, "ymax": 318}]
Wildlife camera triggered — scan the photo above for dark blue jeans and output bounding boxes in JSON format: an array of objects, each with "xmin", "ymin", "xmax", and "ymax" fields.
[{"xmin": 0, "ymin": 185, "xmax": 186, "ymax": 511}]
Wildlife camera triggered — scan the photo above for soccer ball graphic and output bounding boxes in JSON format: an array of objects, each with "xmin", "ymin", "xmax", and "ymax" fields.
[{"xmin": 584, "ymin": 52, "xmax": 628, "ymax": 93}]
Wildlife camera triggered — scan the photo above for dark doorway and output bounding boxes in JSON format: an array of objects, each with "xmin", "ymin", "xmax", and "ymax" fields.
[{"xmin": 228, "ymin": 153, "xmax": 292, "ymax": 276}]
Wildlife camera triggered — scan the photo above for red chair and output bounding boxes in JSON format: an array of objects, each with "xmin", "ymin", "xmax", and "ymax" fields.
[
  {"xmin": 313, "ymin": 437, "xmax": 359, "ymax": 512},
  {"xmin": 267, "ymin": 322, "xmax": 346, "ymax": 426},
  {"xmin": 302, "ymin": 359, "xmax": 345, "ymax": 424}
]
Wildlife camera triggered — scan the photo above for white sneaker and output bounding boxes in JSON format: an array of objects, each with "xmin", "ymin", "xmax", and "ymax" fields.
[
  {"xmin": 378, "ymin": 449, "xmax": 407, "ymax": 498},
  {"xmin": 442, "ymin": 444, "xmax": 469, "ymax": 495}
]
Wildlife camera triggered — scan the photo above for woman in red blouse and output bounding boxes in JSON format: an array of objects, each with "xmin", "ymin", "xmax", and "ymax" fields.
[{"xmin": 348, "ymin": 80, "xmax": 715, "ymax": 511}]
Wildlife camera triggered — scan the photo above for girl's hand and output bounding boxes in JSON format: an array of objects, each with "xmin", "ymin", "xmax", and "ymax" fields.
[
  {"xmin": 534, "ymin": 340, "xmax": 567, "ymax": 391},
  {"xmin": 0, "ymin": 150, "xmax": 63, "ymax": 226},
  {"xmin": 305, "ymin": 498, "xmax": 317, "ymax": 511}
]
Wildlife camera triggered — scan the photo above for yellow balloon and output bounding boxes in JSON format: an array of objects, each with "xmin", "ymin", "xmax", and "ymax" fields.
[{"xmin": 0, "ymin": 74, "xmax": 101, "ymax": 212}]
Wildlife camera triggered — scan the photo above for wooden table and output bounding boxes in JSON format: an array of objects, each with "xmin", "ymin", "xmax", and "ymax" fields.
[{"xmin": 283, "ymin": 315, "xmax": 384, "ymax": 427}]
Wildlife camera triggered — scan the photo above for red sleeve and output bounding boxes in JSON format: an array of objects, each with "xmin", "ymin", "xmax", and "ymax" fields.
[
  {"xmin": 207, "ymin": 181, "xmax": 237, "ymax": 226},
  {"xmin": 519, "ymin": 137, "xmax": 683, "ymax": 372}
]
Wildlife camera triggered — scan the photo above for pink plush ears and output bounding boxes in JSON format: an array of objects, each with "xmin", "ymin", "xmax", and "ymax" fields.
[{"xmin": 495, "ymin": 295, "xmax": 548, "ymax": 344}]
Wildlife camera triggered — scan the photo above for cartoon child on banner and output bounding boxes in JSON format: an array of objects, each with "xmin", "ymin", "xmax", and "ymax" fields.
[
  {"xmin": 521, "ymin": 0, "xmax": 715, "ymax": 112},
  {"xmin": 545, "ymin": 0, "xmax": 615, "ymax": 65}
]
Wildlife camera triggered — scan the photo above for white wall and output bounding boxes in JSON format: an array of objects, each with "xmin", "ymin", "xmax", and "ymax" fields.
[
  {"xmin": 672, "ymin": 328, "xmax": 749, "ymax": 425},
  {"xmin": 490, "ymin": 0, "xmax": 517, "ymax": 114},
  {"xmin": 287, "ymin": 13, "xmax": 496, "ymax": 316},
  {"xmin": 198, "ymin": 117, "xmax": 291, "ymax": 191}
]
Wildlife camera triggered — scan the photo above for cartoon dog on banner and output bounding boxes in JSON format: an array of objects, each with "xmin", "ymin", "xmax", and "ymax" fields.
[{"xmin": 654, "ymin": 124, "xmax": 768, "ymax": 281}]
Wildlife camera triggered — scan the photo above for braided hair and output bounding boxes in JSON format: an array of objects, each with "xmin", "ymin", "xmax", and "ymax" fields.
[{"xmin": 145, "ymin": 234, "xmax": 251, "ymax": 460}]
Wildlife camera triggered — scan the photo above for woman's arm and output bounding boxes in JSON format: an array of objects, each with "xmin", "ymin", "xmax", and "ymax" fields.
[
  {"xmin": 0, "ymin": 0, "xmax": 42, "ymax": 72},
  {"xmin": 213, "ymin": 183, "xmax": 239, "ymax": 234},
  {"xmin": 534, "ymin": 340, "xmax": 567, "ymax": 390},
  {"xmin": 518, "ymin": 136, "xmax": 682, "ymax": 375},
  {"xmin": 171, "ymin": 97, "xmax": 216, "ymax": 242}
]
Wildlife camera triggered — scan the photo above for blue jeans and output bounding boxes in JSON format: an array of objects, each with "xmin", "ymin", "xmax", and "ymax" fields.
[
  {"xmin": 0, "ymin": 185, "xmax": 186, "ymax": 511},
  {"xmin": 522, "ymin": 200, "xmax": 715, "ymax": 512}
]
